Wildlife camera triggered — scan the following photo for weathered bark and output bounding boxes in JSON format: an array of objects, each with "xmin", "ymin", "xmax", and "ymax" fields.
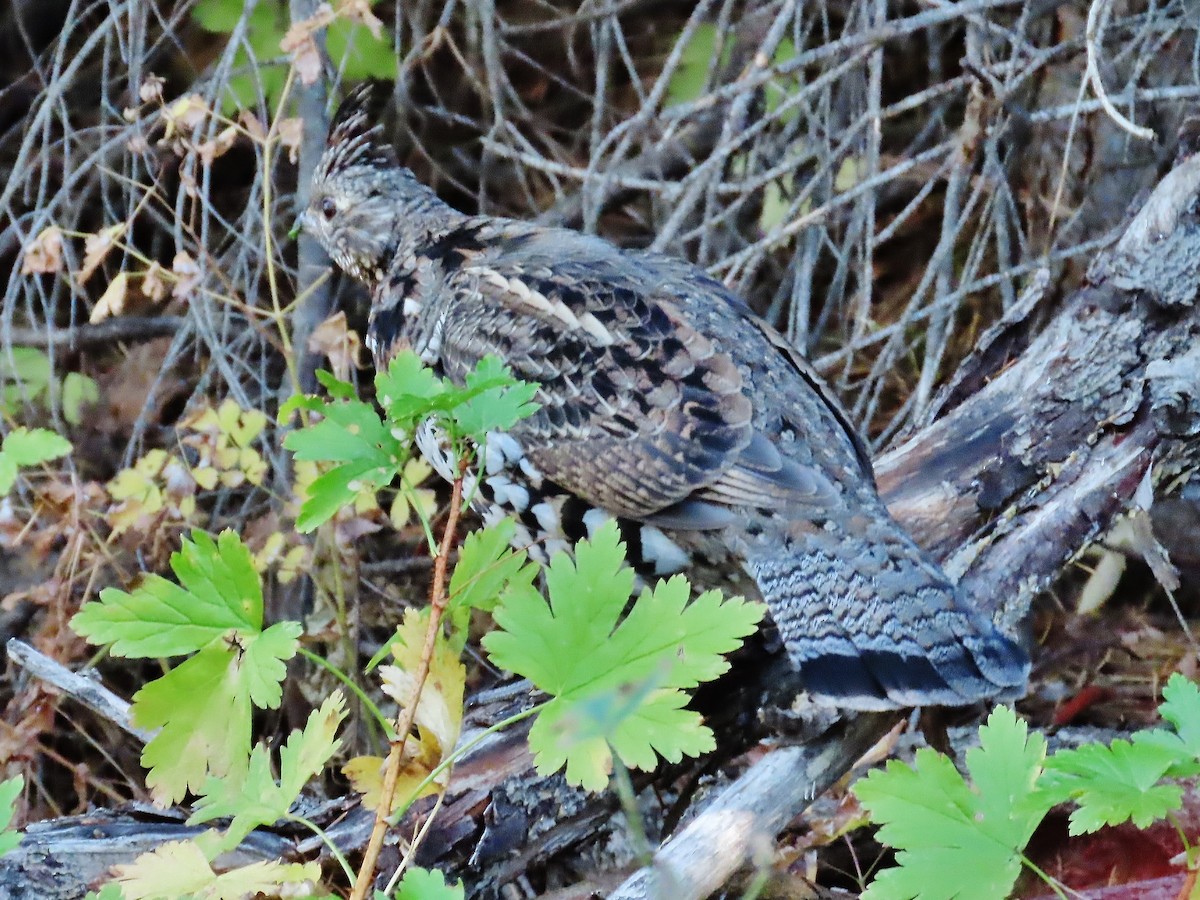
[{"xmin": 5, "ymin": 140, "xmax": 1200, "ymax": 900}]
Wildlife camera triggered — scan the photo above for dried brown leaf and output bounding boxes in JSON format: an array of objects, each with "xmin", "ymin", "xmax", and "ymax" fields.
[
  {"xmin": 90, "ymin": 272, "xmax": 129, "ymax": 323},
  {"xmin": 239, "ymin": 110, "xmax": 267, "ymax": 142},
  {"xmin": 161, "ymin": 93, "xmax": 210, "ymax": 139},
  {"xmin": 138, "ymin": 74, "xmax": 165, "ymax": 104},
  {"xmin": 196, "ymin": 124, "xmax": 239, "ymax": 167},
  {"xmin": 308, "ymin": 311, "xmax": 363, "ymax": 380},
  {"xmin": 337, "ymin": 0, "xmax": 383, "ymax": 38},
  {"xmin": 141, "ymin": 262, "xmax": 168, "ymax": 303},
  {"xmin": 171, "ymin": 251, "xmax": 199, "ymax": 301},
  {"xmin": 281, "ymin": 4, "xmax": 335, "ymax": 85},
  {"xmin": 277, "ymin": 118, "xmax": 303, "ymax": 164},
  {"xmin": 77, "ymin": 224, "xmax": 126, "ymax": 284},
  {"xmin": 21, "ymin": 226, "xmax": 64, "ymax": 275}
]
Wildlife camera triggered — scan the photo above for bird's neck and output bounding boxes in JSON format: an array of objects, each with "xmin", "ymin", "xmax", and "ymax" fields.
[{"xmin": 378, "ymin": 193, "xmax": 467, "ymax": 281}]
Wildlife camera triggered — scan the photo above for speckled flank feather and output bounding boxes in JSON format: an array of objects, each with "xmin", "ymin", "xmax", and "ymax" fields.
[{"xmin": 303, "ymin": 84, "xmax": 1030, "ymax": 710}]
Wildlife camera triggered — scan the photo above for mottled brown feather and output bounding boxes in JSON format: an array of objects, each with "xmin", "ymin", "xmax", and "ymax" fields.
[{"xmin": 301, "ymin": 84, "xmax": 1031, "ymax": 711}]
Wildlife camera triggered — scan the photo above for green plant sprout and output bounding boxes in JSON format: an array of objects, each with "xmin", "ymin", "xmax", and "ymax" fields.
[
  {"xmin": 856, "ymin": 675, "xmax": 1200, "ymax": 900},
  {"xmin": 0, "ymin": 427, "xmax": 72, "ymax": 494}
]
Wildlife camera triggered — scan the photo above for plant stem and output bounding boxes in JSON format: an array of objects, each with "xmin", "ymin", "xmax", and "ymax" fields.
[
  {"xmin": 388, "ymin": 701, "xmax": 543, "ymax": 823},
  {"xmin": 1020, "ymin": 854, "xmax": 1071, "ymax": 900},
  {"xmin": 297, "ymin": 646, "xmax": 395, "ymax": 740},
  {"xmin": 349, "ymin": 457, "xmax": 468, "ymax": 900},
  {"xmin": 611, "ymin": 756, "xmax": 653, "ymax": 866},
  {"xmin": 288, "ymin": 812, "xmax": 357, "ymax": 884}
]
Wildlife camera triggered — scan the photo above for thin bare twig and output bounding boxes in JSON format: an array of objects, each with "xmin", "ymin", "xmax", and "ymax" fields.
[{"xmin": 350, "ymin": 457, "xmax": 468, "ymax": 900}]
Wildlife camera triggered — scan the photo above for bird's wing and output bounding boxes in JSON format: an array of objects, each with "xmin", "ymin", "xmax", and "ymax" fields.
[{"xmin": 375, "ymin": 225, "xmax": 854, "ymax": 525}]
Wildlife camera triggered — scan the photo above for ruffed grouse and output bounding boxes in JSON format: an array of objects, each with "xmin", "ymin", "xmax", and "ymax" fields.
[{"xmin": 298, "ymin": 83, "xmax": 1029, "ymax": 711}]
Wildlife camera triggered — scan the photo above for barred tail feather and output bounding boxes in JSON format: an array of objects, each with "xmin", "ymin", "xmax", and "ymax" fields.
[{"xmin": 742, "ymin": 512, "xmax": 1028, "ymax": 711}]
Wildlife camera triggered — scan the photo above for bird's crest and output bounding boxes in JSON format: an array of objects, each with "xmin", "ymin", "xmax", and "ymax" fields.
[{"xmin": 318, "ymin": 80, "xmax": 399, "ymax": 181}]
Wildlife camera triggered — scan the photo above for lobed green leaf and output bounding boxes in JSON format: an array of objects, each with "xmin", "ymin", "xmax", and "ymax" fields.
[
  {"xmin": 71, "ymin": 530, "xmax": 263, "ymax": 658},
  {"xmin": 856, "ymin": 707, "xmax": 1047, "ymax": 900},
  {"xmin": 483, "ymin": 521, "xmax": 762, "ymax": 790}
]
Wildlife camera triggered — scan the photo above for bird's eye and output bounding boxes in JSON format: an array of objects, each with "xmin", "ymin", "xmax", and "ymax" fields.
[{"xmin": 320, "ymin": 197, "xmax": 337, "ymax": 220}]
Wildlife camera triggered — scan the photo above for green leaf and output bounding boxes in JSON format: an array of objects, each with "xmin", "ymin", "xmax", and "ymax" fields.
[
  {"xmin": 295, "ymin": 458, "xmax": 398, "ymax": 533},
  {"xmin": 134, "ymin": 643, "xmax": 254, "ymax": 803},
  {"xmin": 855, "ymin": 706, "xmax": 1049, "ymax": 900},
  {"xmin": 284, "ymin": 375, "xmax": 407, "ymax": 532},
  {"xmin": 83, "ymin": 884, "xmax": 127, "ymax": 900},
  {"xmin": 450, "ymin": 356, "xmax": 540, "ymax": 439},
  {"xmin": 375, "ymin": 352, "xmax": 447, "ymax": 423},
  {"xmin": 190, "ymin": 692, "xmax": 346, "ymax": 847},
  {"xmin": 132, "ymin": 622, "xmax": 300, "ymax": 805},
  {"xmin": 446, "ymin": 519, "xmax": 532, "ymax": 626},
  {"xmin": 0, "ymin": 347, "xmax": 52, "ymax": 411},
  {"xmin": 191, "ymin": 0, "xmax": 246, "ymax": 32},
  {"xmin": 0, "ymin": 775, "xmax": 23, "ymax": 857},
  {"xmin": 3, "ymin": 427, "xmax": 72, "ymax": 466},
  {"xmin": 327, "ymin": 19, "xmax": 399, "ymax": 81},
  {"xmin": 1159, "ymin": 673, "xmax": 1200, "ymax": 758},
  {"xmin": 72, "ymin": 530, "xmax": 298, "ymax": 805},
  {"xmin": 483, "ymin": 521, "xmax": 763, "ymax": 790},
  {"xmin": 1039, "ymin": 732, "xmax": 1184, "ymax": 834},
  {"xmin": 283, "ymin": 400, "xmax": 394, "ymax": 463},
  {"xmin": 666, "ymin": 23, "xmax": 723, "ymax": 107},
  {"xmin": 4, "ymin": 427, "xmax": 72, "ymax": 469},
  {"xmin": 314, "ymin": 368, "xmax": 359, "ymax": 400},
  {"xmin": 71, "ymin": 530, "xmax": 264, "ymax": 658},
  {"xmin": 62, "ymin": 372, "xmax": 99, "ymax": 426},
  {"xmin": 0, "ymin": 427, "xmax": 71, "ymax": 493},
  {"xmin": 392, "ymin": 866, "xmax": 465, "ymax": 900},
  {"xmin": 242, "ymin": 621, "xmax": 304, "ymax": 708}
]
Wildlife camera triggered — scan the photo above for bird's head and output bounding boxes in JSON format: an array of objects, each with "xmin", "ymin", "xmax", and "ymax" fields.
[{"xmin": 299, "ymin": 81, "xmax": 454, "ymax": 283}]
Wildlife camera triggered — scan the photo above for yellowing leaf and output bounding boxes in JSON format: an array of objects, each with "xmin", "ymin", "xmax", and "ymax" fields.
[
  {"xmin": 192, "ymin": 466, "xmax": 219, "ymax": 490},
  {"xmin": 162, "ymin": 93, "xmax": 211, "ymax": 139},
  {"xmin": 106, "ymin": 450, "xmax": 169, "ymax": 534},
  {"xmin": 343, "ymin": 742, "xmax": 442, "ymax": 812},
  {"xmin": 112, "ymin": 838, "xmax": 321, "ymax": 900},
  {"xmin": 384, "ymin": 609, "xmax": 466, "ymax": 760},
  {"xmin": 90, "ymin": 272, "xmax": 129, "ymax": 323},
  {"xmin": 111, "ymin": 839, "xmax": 216, "ymax": 898},
  {"xmin": 237, "ymin": 448, "xmax": 267, "ymax": 485},
  {"xmin": 21, "ymin": 226, "xmax": 64, "ymax": 275},
  {"xmin": 190, "ymin": 693, "xmax": 347, "ymax": 848},
  {"xmin": 277, "ymin": 544, "xmax": 308, "ymax": 583},
  {"xmin": 390, "ymin": 459, "xmax": 437, "ymax": 530},
  {"xmin": 348, "ymin": 609, "xmax": 465, "ymax": 812}
]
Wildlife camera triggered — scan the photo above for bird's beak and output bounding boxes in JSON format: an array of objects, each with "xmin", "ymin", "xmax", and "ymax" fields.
[{"xmin": 288, "ymin": 210, "xmax": 309, "ymax": 240}]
